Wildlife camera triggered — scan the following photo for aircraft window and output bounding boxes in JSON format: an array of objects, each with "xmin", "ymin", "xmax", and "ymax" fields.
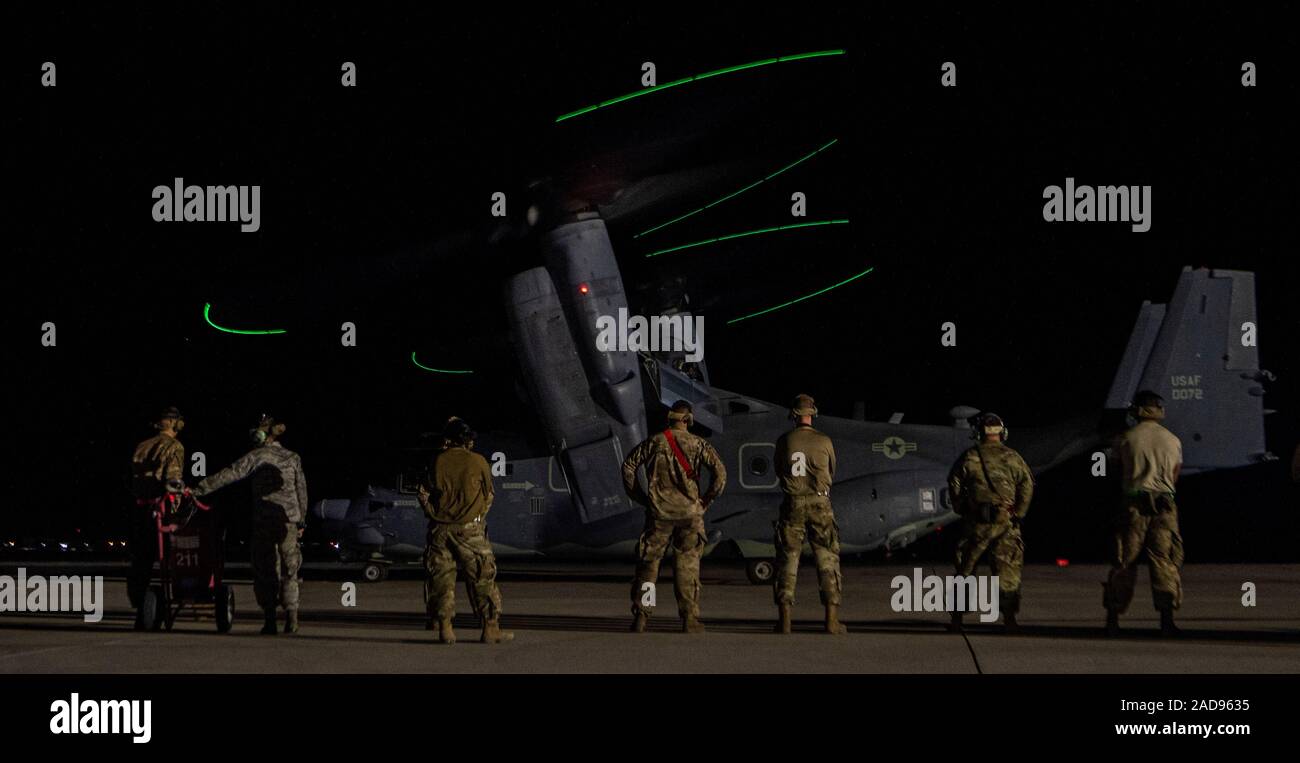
[
  {"xmin": 397, "ymin": 470, "xmax": 426, "ymax": 494},
  {"xmin": 737, "ymin": 443, "xmax": 779, "ymax": 489}
]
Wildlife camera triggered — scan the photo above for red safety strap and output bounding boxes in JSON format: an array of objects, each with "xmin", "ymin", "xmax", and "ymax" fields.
[{"xmin": 663, "ymin": 429, "xmax": 698, "ymax": 484}]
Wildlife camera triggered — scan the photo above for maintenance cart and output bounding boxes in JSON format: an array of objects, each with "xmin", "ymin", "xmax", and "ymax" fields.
[{"xmin": 137, "ymin": 490, "xmax": 236, "ymax": 632}]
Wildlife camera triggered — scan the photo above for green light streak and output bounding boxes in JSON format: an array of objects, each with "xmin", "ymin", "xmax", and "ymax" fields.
[
  {"xmin": 203, "ymin": 303, "xmax": 286, "ymax": 335},
  {"xmin": 726, "ymin": 266, "xmax": 875, "ymax": 325},
  {"xmin": 411, "ymin": 352, "xmax": 473, "ymax": 375},
  {"xmin": 635, "ymin": 138, "xmax": 839, "ymax": 239},
  {"xmin": 556, "ymin": 50, "xmax": 845, "ymax": 122},
  {"xmin": 645, "ymin": 219, "xmax": 849, "ymax": 258}
]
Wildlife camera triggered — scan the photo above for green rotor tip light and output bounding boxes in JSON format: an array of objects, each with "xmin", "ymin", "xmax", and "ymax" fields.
[
  {"xmin": 727, "ymin": 266, "xmax": 875, "ymax": 324},
  {"xmin": 646, "ymin": 219, "xmax": 850, "ymax": 258},
  {"xmin": 203, "ymin": 303, "xmax": 287, "ymax": 335},
  {"xmin": 556, "ymin": 50, "xmax": 846, "ymax": 123},
  {"xmin": 411, "ymin": 352, "xmax": 474, "ymax": 375}
]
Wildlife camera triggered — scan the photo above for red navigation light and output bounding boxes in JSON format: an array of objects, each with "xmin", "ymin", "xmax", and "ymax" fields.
[
  {"xmin": 577, "ymin": 283, "xmax": 590, "ymax": 295},
  {"xmin": 1055, "ymin": 558, "xmax": 1070, "ymax": 567}
]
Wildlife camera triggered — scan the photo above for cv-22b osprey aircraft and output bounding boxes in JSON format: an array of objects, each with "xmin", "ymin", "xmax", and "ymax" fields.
[{"xmin": 313, "ymin": 210, "xmax": 1274, "ymax": 583}]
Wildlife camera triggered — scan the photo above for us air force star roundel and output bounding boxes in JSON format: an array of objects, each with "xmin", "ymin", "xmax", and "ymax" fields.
[{"xmin": 871, "ymin": 436, "xmax": 918, "ymax": 460}]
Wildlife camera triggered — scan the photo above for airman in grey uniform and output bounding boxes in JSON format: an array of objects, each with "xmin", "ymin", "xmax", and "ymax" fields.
[{"xmin": 195, "ymin": 416, "xmax": 308, "ymax": 635}]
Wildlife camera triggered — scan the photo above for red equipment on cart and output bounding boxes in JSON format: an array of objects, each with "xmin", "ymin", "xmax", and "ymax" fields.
[{"xmin": 136, "ymin": 489, "xmax": 235, "ymax": 632}]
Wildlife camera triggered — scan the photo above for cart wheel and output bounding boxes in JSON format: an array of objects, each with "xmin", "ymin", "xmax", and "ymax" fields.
[
  {"xmin": 362, "ymin": 562, "xmax": 388, "ymax": 583},
  {"xmin": 215, "ymin": 584, "xmax": 235, "ymax": 633},
  {"xmin": 140, "ymin": 586, "xmax": 164, "ymax": 631},
  {"xmin": 746, "ymin": 558, "xmax": 776, "ymax": 585}
]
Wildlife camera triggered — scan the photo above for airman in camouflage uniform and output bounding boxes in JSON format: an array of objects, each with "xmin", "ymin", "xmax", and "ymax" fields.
[
  {"xmin": 1104, "ymin": 391, "xmax": 1185, "ymax": 637},
  {"xmin": 948, "ymin": 412, "xmax": 1034, "ymax": 632},
  {"xmin": 195, "ymin": 416, "xmax": 308, "ymax": 635},
  {"xmin": 622, "ymin": 400, "xmax": 727, "ymax": 634},
  {"xmin": 128, "ymin": 407, "xmax": 187, "ymax": 615},
  {"xmin": 773, "ymin": 394, "xmax": 847, "ymax": 635},
  {"xmin": 417, "ymin": 418, "xmax": 512, "ymax": 645}
]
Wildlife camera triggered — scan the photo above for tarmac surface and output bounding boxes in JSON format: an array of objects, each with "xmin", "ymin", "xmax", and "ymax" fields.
[{"xmin": 1, "ymin": 562, "xmax": 1297, "ymax": 673}]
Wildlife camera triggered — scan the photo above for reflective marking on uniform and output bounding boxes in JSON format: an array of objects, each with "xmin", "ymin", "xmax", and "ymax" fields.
[{"xmin": 871, "ymin": 436, "xmax": 918, "ymax": 460}]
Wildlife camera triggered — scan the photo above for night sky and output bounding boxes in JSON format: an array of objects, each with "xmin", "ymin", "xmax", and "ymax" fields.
[{"xmin": 5, "ymin": 6, "xmax": 1298, "ymax": 560}]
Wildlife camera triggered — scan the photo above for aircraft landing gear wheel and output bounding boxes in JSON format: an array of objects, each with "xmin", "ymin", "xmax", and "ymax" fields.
[
  {"xmin": 362, "ymin": 562, "xmax": 388, "ymax": 583},
  {"xmin": 746, "ymin": 559, "xmax": 775, "ymax": 585},
  {"xmin": 215, "ymin": 584, "xmax": 235, "ymax": 633}
]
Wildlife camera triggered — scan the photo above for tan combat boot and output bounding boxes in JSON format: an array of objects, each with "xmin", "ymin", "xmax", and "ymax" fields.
[
  {"xmin": 824, "ymin": 604, "xmax": 848, "ymax": 635},
  {"xmin": 682, "ymin": 615, "xmax": 705, "ymax": 634},
  {"xmin": 630, "ymin": 612, "xmax": 648, "ymax": 633},
  {"xmin": 437, "ymin": 618, "xmax": 456, "ymax": 645},
  {"xmin": 947, "ymin": 611, "xmax": 963, "ymax": 633},
  {"xmin": 1002, "ymin": 592, "xmax": 1021, "ymax": 634},
  {"xmin": 480, "ymin": 618, "xmax": 514, "ymax": 644},
  {"xmin": 1104, "ymin": 609, "xmax": 1120, "ymax": 638},
  {"xmin": 775, "ymin": 603, "xmax": 792, "ymax": 634},
  {"xmin": 1002, "ymin": 611, "xmax": 1019, "ymax": 635},
  {"xmin": 1159, "ymin": 609, "xmax": 1180, "ymax": 638},
  {"xmin": 283, "ymin": 609, "xmax": 300, "ymax": 635}
]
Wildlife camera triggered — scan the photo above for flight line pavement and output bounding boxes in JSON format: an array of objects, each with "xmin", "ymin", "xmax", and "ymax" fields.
[{"xmin": 0, "ymin": 563, "xmax": 1297, "ymax": 673}]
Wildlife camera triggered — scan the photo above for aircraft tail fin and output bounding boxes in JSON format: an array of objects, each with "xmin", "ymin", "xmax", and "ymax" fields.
[{"xmin": 1105, "ymin": 267, "xmax": 1272, "ymax": 473}]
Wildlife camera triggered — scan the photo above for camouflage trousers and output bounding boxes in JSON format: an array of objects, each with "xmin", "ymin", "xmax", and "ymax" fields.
[
  {"xmin": 955, "ymin": 512, "xmax": 1024, "ymax": 613},
  {"xmin": 631, "ymin": 513, "xmax": 707, "ymax": 618},
  {"xmin": 774, "ymin": 496, "xmax": 843, "ymax": 607},
  {"xmin": 1104, "ymin": 494, "xmax": 1184, "ymax": 613},
  {"xmin": 251, "ymin": 516, "xmax": 302, "ymax": 612},
  {"xmin": 424, "ymin": 521, "xmax": 503, "ymax": 622},
  {"xmin": 127, "ymin": 510, "xmax": 158, "ymax": 609}
]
